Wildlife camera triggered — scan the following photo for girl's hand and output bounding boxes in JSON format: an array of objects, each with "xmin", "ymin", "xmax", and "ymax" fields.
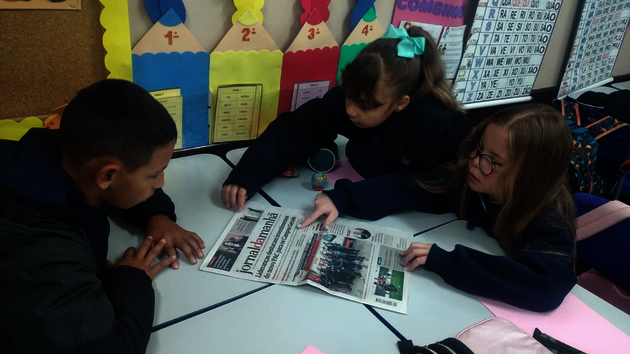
[
  {"xmin": 298, "ymin": 193, "xmax": 339, "ymax": 230},
  {"xmin": 222, "ymin": 184, "xmax": 248, "ymax": 211},
  {"xmin": 401, "ymin": 242, "xmax": 434, "ymax": 271}
]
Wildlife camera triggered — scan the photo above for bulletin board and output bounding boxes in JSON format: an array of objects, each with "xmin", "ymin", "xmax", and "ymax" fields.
[{"xmin": 0, "ymin": 1, "xmax": 108, "ymax": 120}]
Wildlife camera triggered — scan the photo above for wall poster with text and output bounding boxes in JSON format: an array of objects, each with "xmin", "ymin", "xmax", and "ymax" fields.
[
  {"xmin": 453, "ymin": 0, "xmax": 563, "ymax": 108},
  {"xmin": 558, "ymin": 0, "xmax": 630, "ymax": 98}
]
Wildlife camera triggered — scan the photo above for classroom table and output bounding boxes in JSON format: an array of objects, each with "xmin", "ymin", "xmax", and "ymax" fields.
[
  {"xmin": 146, "ymin": 284, "xmax": 402, "ymax": 354},
  {"xmin": 227, "ymin": 144, "xmax": 630, "ymax": 348},
  {"xmin": 373, "ymin": 220, "xmax": 501, "ymax": 345},
  {"xmin": 107, "ymin": 154, "xmax": 273, "ymax": 328},
  {"xmin": 377, "ymin": 220, "xmax": 630, "ymax": 345}
]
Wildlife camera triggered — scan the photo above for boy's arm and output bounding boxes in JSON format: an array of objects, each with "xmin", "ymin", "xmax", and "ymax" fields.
[
  {"xmin": 122, "ymin": 188, "xmax": 205, "ymax": 268},
  {"xmin": 3, "ymin": 244, "xmax": 156, "ymax": 353}
]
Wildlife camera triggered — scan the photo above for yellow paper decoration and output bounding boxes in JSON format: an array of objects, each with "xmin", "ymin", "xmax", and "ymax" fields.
[
  {"xmin": 0, "ymin": 117, "xmax": 45, "ymax": 141},
  {"xmin": 209, "ymin": 50, "xmax": 283, "ymax": 141},
  {"xmin": 100, "ymin": 0, "xmax": 133, "ymax": 80},
  {"xmin": 232, "ymin": 0, "xmax": 264, "ymax": 25}
]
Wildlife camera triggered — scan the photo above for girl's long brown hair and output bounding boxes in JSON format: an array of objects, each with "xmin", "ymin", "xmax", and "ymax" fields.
[
  {"xmin": 419, "ymin": 104, "xmax": 576, "ymax": 255},
  {"xmin": 341, "ymin": 26, "xmax": 461, "ymax": 111}
]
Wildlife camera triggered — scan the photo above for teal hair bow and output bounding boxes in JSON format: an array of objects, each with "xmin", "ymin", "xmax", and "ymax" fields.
[{"xmin": 381, "ymin": 24, "xmax": 425, "ymax": 59}]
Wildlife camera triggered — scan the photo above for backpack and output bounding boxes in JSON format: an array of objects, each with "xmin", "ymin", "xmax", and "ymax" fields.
[{"xmin": 558, "ymin": 99, "xmax": 630, "ymax": 198}]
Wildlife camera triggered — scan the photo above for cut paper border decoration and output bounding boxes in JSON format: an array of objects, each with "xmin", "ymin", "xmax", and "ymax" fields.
[
  {"xmin": 452, "ymin": 0, "xmax": 563, "ymax": 109},
  {"xmin": 132, "ymin": 8, "xmax": 210, "ymax": 148},
  {"xmin": 277, "ymin": 2, "xmax": 339, "ymax": 115},
  {"xmin": 391, "ymin": 0, "xmax": 467, "ymax": 29},
  {"xmin": 145, "ymin": 0, "xmax": 186, "ymax": 24},
  {"xmin": 0, "ymin": 117, "xmax": 45, "ymax": 141},
  {"xmin": 337, "ymin": 6, "xmax": 384, "ymax": 84},
  {"xmin": 557, "ymin": 0, "xmax": 630, "ymax": 99},
  {"xmin": 100, "ymin": 0, "xmax": 133, "ymax": 80},
  {"xmin": 210, "ymin": 4, "xmax": 282, "ymax": 143}
]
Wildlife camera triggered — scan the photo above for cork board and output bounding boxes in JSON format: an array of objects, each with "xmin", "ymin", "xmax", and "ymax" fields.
[
  {"xmin": 0, "ymin": 0, "xmax": 108, "ymax": 120},
  {"xmin": 0, "ymin": 0, "xmax": 81, "ymax": 10}
]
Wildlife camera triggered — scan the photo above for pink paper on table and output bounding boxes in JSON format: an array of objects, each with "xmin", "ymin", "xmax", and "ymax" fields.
[
  {"xmin": 301, "ymin": 345, "xmax": 326, "ymax": 354},
  {"xmin": 478, "ymin": 293, "xmax": 630, "ymax": 353},
  {"xmin": 326, "ymin": 158, "xmax": 364, "ymax": 184}
]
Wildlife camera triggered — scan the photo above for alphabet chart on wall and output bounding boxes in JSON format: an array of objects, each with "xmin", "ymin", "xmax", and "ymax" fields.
[
  {"xmin": 453, "ymin": 0, "xmax": 563, "ymax": 108},
  {"xmin": 558, "ymin": 0, "xmax": 630, "ymax": 99}
]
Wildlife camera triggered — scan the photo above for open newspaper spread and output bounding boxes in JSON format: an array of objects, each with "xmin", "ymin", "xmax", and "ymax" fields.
[{"xmin": 199, "ymin": 202, "xmax": 411, "ymax": 314}]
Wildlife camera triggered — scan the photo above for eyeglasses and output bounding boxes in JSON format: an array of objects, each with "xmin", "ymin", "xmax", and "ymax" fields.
[{"xmin": 467, "ymin": 139, "xmax": 502, "ymax": 176}]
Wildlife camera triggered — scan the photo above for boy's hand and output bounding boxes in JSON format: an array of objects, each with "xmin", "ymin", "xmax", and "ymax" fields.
[
  {"xmin": 145, "ymin": 215, "xmax": 205, "ymax": 269},
  {"xmin": 401, "ymin": 242, "xmax": 434, "ymax": 271},
  {"xmin": 222, "ymin": 184, "xmax": 248, "ymax": 211},
  {"xmin": 115, "ymin": 236, "xmax": 176, "ymax": 280},
  {"xmin": 298, "ymin": 193, "xmax": 339, "ymax": 231}
]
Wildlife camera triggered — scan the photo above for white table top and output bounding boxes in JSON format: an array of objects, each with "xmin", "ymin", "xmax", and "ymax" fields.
[
  {"xmin": 108, "ymin": 154, "xmax": 272, "ymax": 327},
  {"xmin": 147, "ymin": 284, "xmax": 401, "ymax": 354},
  {"xmin": 377, "ymin": 220, "xmax": 630, "ymax": 342},
  {"xmin": 131, "ymin": 150, "xmax": 629, "ymax": 351},
  {"xmin": 375, "ymin": 220, "xmax": 499, "ymax": 344}
]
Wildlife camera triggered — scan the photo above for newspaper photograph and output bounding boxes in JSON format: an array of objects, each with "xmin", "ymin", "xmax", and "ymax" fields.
[{"xmin": 198, "ymin": 202, "xmax": 412, "ymax": 314}]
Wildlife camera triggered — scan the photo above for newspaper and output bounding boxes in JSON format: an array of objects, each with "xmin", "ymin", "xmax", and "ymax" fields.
[{"xmin": 199, "ymin": 202, "xmax": 411, "ymax": 314}]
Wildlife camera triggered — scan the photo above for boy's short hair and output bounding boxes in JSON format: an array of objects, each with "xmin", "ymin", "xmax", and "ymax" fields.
[{"xmin": 60, "ymin": 79, "xmax": 177, "ymax": 172}]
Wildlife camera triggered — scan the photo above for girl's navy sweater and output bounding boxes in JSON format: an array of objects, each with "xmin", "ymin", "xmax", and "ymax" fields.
[
  {"xmin": 324, "ymin": 172, "xmax": 577, "ymax": 312},
  {"xmin": 224, "ymin": 86, "xmax": 471, "ymax": 197}
]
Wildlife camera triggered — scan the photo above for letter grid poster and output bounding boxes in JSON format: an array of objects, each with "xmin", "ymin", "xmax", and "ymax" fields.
[
  {"xmin": 453, "ymin": 0, "xmax": 563, "ymax": 108},
  {"xmin": 558, "ymin": 0, "xmax": 630, "ymax": 98}
]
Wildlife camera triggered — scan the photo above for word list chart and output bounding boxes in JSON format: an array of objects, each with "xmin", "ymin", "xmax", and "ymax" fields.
[
  {"xmin": 213, "ymin": 84, "xmax": 263, "ymax": 143},
  {"xmin": 291, "ymin": 80, "xmax": 331, "ymax": 111},
  {"xmin": 453, "ymin": 0, "xmax": 563, "ymax": 107},
  {"xmin": 558, "ymin": 0, "xmax": 630, "ymax": 98}
]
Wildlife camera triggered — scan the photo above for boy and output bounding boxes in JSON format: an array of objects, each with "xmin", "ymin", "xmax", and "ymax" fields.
[{"xmin": 0, "ymin": 79, "xmax": 204, "ymax": 353}]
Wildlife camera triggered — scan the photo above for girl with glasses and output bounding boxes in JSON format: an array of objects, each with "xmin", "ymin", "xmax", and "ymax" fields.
[
  {"xmin": 222, "ymin": 25, "xmax": 471, "ymax": 212},
  {"xmin": 302, "ymin": 104, "xmax": 576, "ymax": 312}
]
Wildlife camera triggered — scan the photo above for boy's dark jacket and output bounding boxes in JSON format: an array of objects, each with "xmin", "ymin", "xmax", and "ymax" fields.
[
  {"xmin": 224, "ymin": 86, "xmax": 472, "ymax": 195},
  {"xmin": 324, "ymin": 172, "xmax": 578, "ymax": 312},
  {"xmin": 0, "ymin": 129, "xmax": 175, "ymax": 353}
]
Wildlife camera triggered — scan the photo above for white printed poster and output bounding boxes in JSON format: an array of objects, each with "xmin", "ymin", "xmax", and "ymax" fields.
[
  {"xmin": 558, "ymin": 0, "xmax": 630, "ymax": 98},
  {"xmin": 453, "ymin": 0, "xmax": 563, "ymax": 108}
]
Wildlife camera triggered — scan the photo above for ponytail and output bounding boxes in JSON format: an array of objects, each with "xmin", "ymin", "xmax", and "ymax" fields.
[
  {"xmin": 406, "ymin": 26, "xmax": 461, "ymax": 111},
  {"xmin": 341, "ymin": 26, "xmax": 462, "ymax": 112}
]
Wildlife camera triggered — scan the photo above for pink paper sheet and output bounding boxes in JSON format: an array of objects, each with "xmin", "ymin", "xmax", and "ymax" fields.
[
  {"xmin": 326, "ymin": 158, "xmax": 364, "ymax": 184},
  {"xmin": 301, "ymin": 345, "xmax": 326, "ymax": 354},
  {"xmin": 478, "ymin": 294, "xmax": 630, "ymax": 353}
]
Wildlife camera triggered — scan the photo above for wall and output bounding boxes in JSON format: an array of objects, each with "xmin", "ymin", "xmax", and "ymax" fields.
[
  {"xmin": 0, "ymin": 1, "xmax": 108, "ymax": 119},
  {"xmin": 1, "ymin": 0, "xmax": 629, "ymax": 120}
]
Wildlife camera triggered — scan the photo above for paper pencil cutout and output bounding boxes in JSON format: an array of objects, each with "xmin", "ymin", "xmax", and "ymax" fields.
[
  {"xmin": 145, "ymin": 0, "xmax": 186, "ymax": 24},
  {"xmin": 349, "ymin": 0, "xmax": 375, "ymax": 30},
  {"xmin": 132, "ymin": 8, "xmax": 210, "ymax": 148},
  {"xmin": 209, "ymin": 3, "xmax": 283, "ymax": 143},
  {"xmin": 277, "ymin": 2, "xmax": 339, "ymax": 115},
  {"xmin": 337, "ymin": 6, "xmax": 384, "ymax": 84}
]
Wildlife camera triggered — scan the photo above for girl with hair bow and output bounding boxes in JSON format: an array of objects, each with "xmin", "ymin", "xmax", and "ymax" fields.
[{"xmin": 223, "ymin": 24, "xmax": 470, "ymax": 213}]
